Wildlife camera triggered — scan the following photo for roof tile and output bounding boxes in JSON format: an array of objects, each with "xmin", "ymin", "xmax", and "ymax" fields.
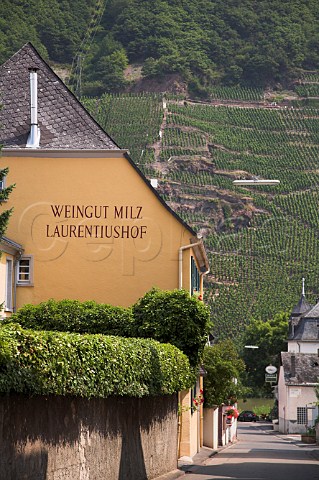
[
  {"xmin": 281, "ymin": 352, "xmax": 319, "ymax": 384},
  {"xmin": 0, "ymin": 43, "xmax": 119, "ymax": 150}
]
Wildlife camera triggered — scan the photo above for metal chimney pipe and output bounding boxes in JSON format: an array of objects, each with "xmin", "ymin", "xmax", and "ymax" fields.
[
  {"xmin": 26, "ymin": 67, "xmax": 40, "ymax": 148},
  {"xmin": 291, "ymin": 355, "xmax": 296, "ymax": 377}
]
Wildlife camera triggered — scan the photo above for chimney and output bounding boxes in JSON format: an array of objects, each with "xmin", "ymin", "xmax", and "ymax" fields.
[
  {"xmin": 26, "ymin": 68, "xmax": 40, "ymax": 148},
  {"xmin": 291, "ymin": 355, "xmax": 296, "ymax": 377}
]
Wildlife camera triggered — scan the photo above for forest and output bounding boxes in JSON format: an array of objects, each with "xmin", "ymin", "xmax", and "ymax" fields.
[{"xmin": 1, "ymin": 0, "xmax": 319, "ymax": 96}]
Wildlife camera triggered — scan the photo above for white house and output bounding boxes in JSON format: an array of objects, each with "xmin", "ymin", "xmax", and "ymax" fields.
[{"xmin": 278, "ymin": 280, "xmax": 319, "ymax": 433}]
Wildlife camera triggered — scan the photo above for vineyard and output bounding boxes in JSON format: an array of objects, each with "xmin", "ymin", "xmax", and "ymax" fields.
[{"xmin": 82, "ymin": 81, "xmax": 319, "ymax": 341}]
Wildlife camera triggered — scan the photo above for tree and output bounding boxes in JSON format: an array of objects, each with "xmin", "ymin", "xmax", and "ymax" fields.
[
  {"xmin": 203, "ymin": 339, "xmax": 248, "ymax": 407},
  {"xmin": 0, "ymin": 164, "xmax": 14, "ymax": 237},
  {"xmin": 132, "ymin": 288, "xmax": 211, "ymax": 367},
  {"xmin": 241, "ymin": 312, "xmax": 288, "ymax": 396}
]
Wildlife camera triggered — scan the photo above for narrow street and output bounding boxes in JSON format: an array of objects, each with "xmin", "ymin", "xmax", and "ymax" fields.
[{"xmin": 183, "ymin": 423, "xmax": 319, "ymax": 480}]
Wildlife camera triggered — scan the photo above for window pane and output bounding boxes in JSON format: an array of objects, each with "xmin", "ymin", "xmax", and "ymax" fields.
[
  {"xmin": 191, "ymin": 256, "xmax": 200, "ymax": 294},
  {"xmin": 297, "ymin": 407, "xmax": 307, "ymax": 424},
  {"xmin": 18, "ymin": 258, "xmax": 31, "ymax": 283}
]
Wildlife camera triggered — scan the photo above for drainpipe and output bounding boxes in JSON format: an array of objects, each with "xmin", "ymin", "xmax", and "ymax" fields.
[
  {"xmin": 13, "ymin": 250, "xmax": 23, "ymax": 313},
  {"xmin": 178, "ymin": 240, "xmax": 202, "ymax": 290},
  {"xmin": 26, "ymin": 67, "xmax": 40, "ymax": 148}
]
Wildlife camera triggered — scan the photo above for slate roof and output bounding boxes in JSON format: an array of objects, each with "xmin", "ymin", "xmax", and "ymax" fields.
[
  {"xmin": 304, "ymin": 302, "xmax": 319, "ymax": 319},
  {"xmin": 281, "ymin": 352, "xmax": 319, "ymax": 385},
  {"xmin": 291, "ymin": 294, "xmax": 312, "ymax": 317},
  {"xmin": 0, "ymin": 43, "xmax": 119, "ymax": 150},
  {"xmin": 290, "ymin": 318, "xmax": 319, "ymax": 341}
]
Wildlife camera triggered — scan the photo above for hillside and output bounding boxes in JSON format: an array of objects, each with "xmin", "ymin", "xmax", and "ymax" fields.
[
  {"xmin": 3, "ymin": 0, "xmax": 319, "ymax": 339},
  {"xmin": 2, "ymin": 1, "xmax": 319, "ymax": 96},
  {"xmin": 82, "ymin": 86, "xmax": 319, "ymax": 339}
]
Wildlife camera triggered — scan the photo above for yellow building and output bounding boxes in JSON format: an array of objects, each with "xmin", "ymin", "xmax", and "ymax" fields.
[
  {"xmin": 0, "ymin": 43, "xmax": 209, "ymax": 457},
  {"xmin": 0, "ymin": 43, "xmax": 208, "ymax": 311}
]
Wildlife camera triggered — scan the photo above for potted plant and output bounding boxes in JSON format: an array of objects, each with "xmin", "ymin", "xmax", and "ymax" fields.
[
  {"xmin": 225, "ymin": 406, "xmax": 239, "ymax": 423},
  {"xmin": 301, "ymin": 425, "xmax": 316, "ymax": 444}
]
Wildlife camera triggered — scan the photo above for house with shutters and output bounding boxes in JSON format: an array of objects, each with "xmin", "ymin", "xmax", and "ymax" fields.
[
  {"xmin": 0, "ymin": 43, "xmax": 210, "ymax": 461},
  {"xmin": 278, "ymin": 279, "xmax": 319, "ymax": 433}
]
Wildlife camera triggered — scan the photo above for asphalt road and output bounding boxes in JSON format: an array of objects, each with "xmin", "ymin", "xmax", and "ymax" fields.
[{"xmin": 183, "ymin": 422, "xmax": 319, "ymax": 480}]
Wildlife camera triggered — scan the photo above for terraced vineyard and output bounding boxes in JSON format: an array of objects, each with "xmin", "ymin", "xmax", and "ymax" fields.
[{"xmin": 83, "ymin": 86, "xmax": 319, "ymax": 341}]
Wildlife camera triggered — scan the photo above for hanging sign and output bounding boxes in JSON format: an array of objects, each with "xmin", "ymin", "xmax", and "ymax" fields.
[{"xmin": 265, "ymin": 365, "xmax": 277, "ymax": 374}]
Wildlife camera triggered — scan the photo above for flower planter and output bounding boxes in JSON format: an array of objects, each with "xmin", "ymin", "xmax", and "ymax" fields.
[{"xmin": 301, "ymin": 434, "xmax": 316, "ymax": 444}]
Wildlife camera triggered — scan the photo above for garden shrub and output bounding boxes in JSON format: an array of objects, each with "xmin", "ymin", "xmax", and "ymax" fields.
[
  {"xmin": 132, "ymin": 288, "xmax": 211, "ymax": 367},
  {"xmin": 6, "ymin": 288, "xmax": 211, "ymax": 370},
  {"xmin": 8, "ymin": 288, "xmax": 211, "ymax": 366},
  {"xmin": 0, "ymin": 324, "xmax": 195, "ymax": 398},
  {"xmin": 6, "ymin": 299, "xmax": 134, "ymax": 336}
]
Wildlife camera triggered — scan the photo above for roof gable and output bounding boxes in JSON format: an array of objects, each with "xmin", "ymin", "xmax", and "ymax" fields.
[
  {"xmin": 304, "ymin": 302, "xmax": 319, "ymax": 319},
  {"xmin": 291, "ymin": 294, "xmax": 312, "ymax": 317},
  {"xmin": 0, "ymin": 43, "xmax": 119, "ymax": 150},
  {"xmin": 291, "ymin": 318, "xmax": 319, "ymax": 341}
]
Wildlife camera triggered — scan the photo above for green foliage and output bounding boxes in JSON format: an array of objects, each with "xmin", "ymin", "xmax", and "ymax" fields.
[
  {"xmin": 241, "ymin": 312, "xmax": 289, "ymax": 395},
  {"xmin": 2, "ymin": 1, "xmax": 319, "ymax": 93},
  {"xmin": 203, "ymin": 340, "xmax": 248, "ymax": 407},
  {"xmin": 82, "ymin": 36, "xmax": 129, "ymax": 95},
  {"xmin": 132, "ymin": 288, "xmax": 212, "ymax": 366},
  {"xmin": 0, "ymin": 324, "xmax": 194, "ymax": 397},
  {"xmin": 0, "ymin": 163, "xmax": 14, "ymax": 238},
  {"xmin": 7, "ymin": 289, "xmax": 211, "ymax": 368},
  {"xmin": 6, "ymin": 299, "xmax": 134, "ymax": 336},
  {"xmin": 82, "ymin": 93, "xmax": 163, "ymax": 164},
  {"xmin": 0, "ymin": 0, "xmax": 94, "ymax": 64}
]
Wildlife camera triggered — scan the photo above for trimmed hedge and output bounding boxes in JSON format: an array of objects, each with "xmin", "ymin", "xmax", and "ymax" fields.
[
  {"xmin": 7, "ymin": 299, "xmax": 134, "ymax": 336},
  {"xmin": 7, "ymin": 289, "xmax": 212, "ymax": 367},
  {"xmin": 132, "ymin": 289, "xmax": 211, "ymax": 367},
  {"xmin": 0, "ymin": 324, "xmax": 195, "ymax": 397}
]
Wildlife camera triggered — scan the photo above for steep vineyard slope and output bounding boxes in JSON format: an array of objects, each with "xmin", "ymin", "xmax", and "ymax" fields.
[{"xmin": 83, "ymin": 87, "xmax": 319, "ymax": 340}]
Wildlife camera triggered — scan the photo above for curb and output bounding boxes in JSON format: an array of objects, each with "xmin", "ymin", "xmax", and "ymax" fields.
[
  {"xmin": 154, "ymin": 440, "xmax": 236, "ymax": 479},
  {"xmin": 154, "ymin": 469, "xmax": 185, "ymax": 480}
]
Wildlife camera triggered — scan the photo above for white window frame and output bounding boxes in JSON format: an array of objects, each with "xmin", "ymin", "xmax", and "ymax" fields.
[
  {"xmin": 5, "ymin": 258, "xmax": 13, "ymax": 311},
  {"xmin": 0, "ymin": 175, "xmax": 5, "ymax": 191},
  {"xmin": 16, "ymin": 255, "xmax": 34, "ymax": 286},
  {"xmin": 297, "ymin": 406, "xmax": 307, "ymax": 425}
]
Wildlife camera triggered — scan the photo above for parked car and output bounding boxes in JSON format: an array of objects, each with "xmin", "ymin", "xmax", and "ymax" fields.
[{"xmin": 238, "ymin": 410, "xmax": 259, "ymax": 422}]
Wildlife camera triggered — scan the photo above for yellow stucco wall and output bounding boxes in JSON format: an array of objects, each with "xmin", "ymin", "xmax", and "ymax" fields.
[
  {"xmin": 178, "ymin": 382, "xmax": 201, "ymax": 457},
  {"xmin": 3, "ymin": 152, "xmax": 201, "ymax": 308}
]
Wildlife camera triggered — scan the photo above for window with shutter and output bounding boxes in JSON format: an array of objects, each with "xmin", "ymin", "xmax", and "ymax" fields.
[{"xmin": 191, "ymin": 256, "xmax": 200, "ymax": 295}]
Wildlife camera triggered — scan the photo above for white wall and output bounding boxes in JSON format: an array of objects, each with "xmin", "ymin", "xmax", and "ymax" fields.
[
  {"xmin": 278, "ymin": 366, "xmax": 317, "ymax": 434},
  {"xmin": 203, "ymin": 407, "xmax": 219, "ymax": 450},
  {"xmin": 288, "ymin": 341, "xmax": 319, "ymax": 354}
]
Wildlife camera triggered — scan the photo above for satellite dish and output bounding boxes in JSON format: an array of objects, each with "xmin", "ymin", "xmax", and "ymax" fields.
[{"xmin": 265, "ymin": 365, "xmax": 277, "ymax": 374}]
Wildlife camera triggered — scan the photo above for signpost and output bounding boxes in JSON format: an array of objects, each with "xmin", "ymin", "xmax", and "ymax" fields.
[{"xmin": 265, "ymin": 365, "xmax": 277, "ymax": 384}]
